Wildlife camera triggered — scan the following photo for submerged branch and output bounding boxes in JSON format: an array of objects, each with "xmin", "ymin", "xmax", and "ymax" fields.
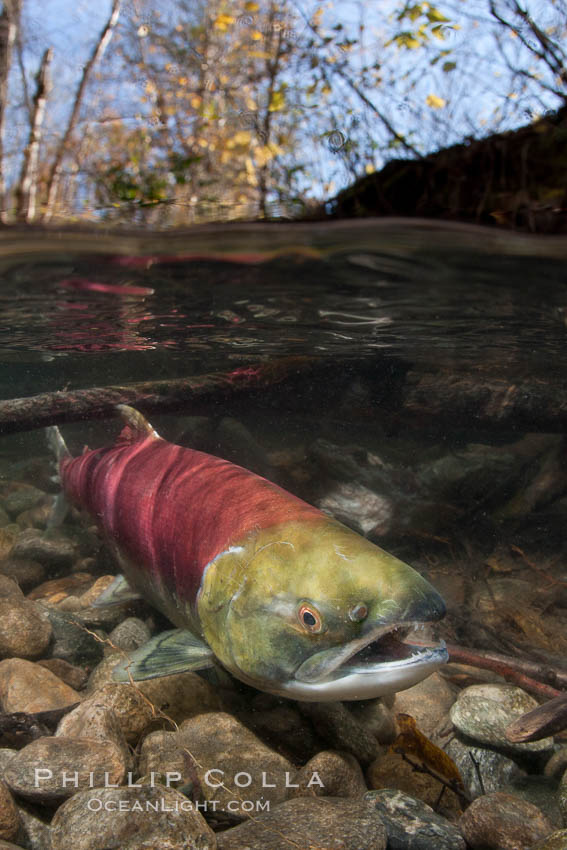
[
  {"xmin": 505, "ymin": 692, "xmax": 567, "ymax": 742},
  {"xmin": 446, "ymin": 643, "xmax": 564, "ymax": 699},
  {"xmin": 0, "ymin": 357, "xmax": 322, "ymax": 435}
]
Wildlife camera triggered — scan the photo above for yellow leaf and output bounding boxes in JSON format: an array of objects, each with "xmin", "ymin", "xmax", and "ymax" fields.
[
  {"xmin": 251, "ymin": 30, "xmax": 263, "ymax": 40},
  {"xmin": 268, "ymin": 89, "xmax": 286, "ymax": 112},
  {"xmin": 190, "ymin": 95, "xmax": 202, "ymax": 108},
  {"xmin": 178, "ymin": 77, "xmax": 188, "ymax": 85},
  {"xmin": 214, "ymin": 13, "xmax": 235, "ymax": 31},
  {"xmin": 245, "ymin": 1, "xmax": 259, "ymax": 10},
  {"xmin": 393, "ymin": 714, "xmax": 466, "ymax": 795},
  {"xmin": 365, "ymin": 164, "xmax": 375, "ymax": 174},
  {"xmin": 426, "ymin": 93, "xmax": 446, "ymax": 108}
]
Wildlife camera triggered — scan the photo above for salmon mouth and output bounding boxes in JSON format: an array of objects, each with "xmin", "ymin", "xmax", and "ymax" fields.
[{"xmin": 295, "ymin": 622, "xmax": 448, "ymax": 684}]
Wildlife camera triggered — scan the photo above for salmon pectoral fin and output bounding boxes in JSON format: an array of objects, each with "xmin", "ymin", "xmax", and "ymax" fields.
[{"xmin": 111, "ymin": 628, "xmax": 215, "ymax": 682}]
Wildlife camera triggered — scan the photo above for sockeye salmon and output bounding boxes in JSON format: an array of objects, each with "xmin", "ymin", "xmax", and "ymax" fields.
[{"xmin": 47, "ymin": 406, "xmax": 447, "ymax": 701}]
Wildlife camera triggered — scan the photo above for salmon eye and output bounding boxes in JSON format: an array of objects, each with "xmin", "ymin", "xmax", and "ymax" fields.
[
  {"xmin": 349, "ymin": 602, "xmax": 368, "ymax": 622},
  {"xmin": 298, "ymin": 603, "xmax": 323, "ymax": 633}
]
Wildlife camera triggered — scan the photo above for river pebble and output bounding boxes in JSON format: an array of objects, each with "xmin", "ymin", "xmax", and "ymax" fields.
[
  {"xmin": 0, "ymin": 560, "xmax": 45, "ymax": 593},
  {"xmin": 297, "ymin": 700, "xmax": 379, "ymax": 765},
  {"xmin": 216, "ymin": 797, "xmax": 387, "ymax": 850},
  {"xmin": 288, "ymin": 750, "xmax": 367, "ymax": 798},
  {"xmin": 46, "ymin": 608, "xmax": 105, "ymax": 667},
  {"xmin": 366, "ymin": 749, "xmax": 461, "ymax": 819},
  {"xmin": 365, "ymin": 788, "xmax": 466, "ymax": 850},
  {"xmin": 0, "ymin": 659, "xmax": 80, "ymax": 714},
  {"xmin": 240, "ymin": 704, "xmax": 318, "ymax": 761},
  {"xmin": 530, "ymin": 830, "xmax": 567, "ymax": 849},
  {"xmin": 348, "ymin": 697, "xmax": 397, "ymax": 744},
  {"xmin": 2, "ymin": 486, "xmax": 46, "ymax": 519},
  {"xmin": 444, "ymin": 736, "xmax": 525, "ymax": 799},
  {"xmin": 57, "ymin": 683, "xmax": 154, "ymax": 745},
  {"xmin": 55, "ymin": 701, "xmax": 130, "ymax": 771},
  {"xmin": 0, "ymin": 599, "xmax": 51, "ymax": 660},
  {"xmin": 88, "ymin": 656, "xmax": 222, "ymax": 722},
  {"xmin": 138, "ymin": 730, "xmax": 187, "ymax": 780},
  {"xmin": 37, "ymin": 658, "xmax": 88, "ymax": 691},
  {"xmin": 0, "ymin": 842, "xmax": 25, "ymax": 850},
  {"xmin": 503, "ymin": 775, "xmax": 563, "ymax": 828},
  {"xmin": 459, "ymin": 791, "xmax": 554, "ymax": 849},
  {"xmin": 392, "ymin": 672, "xmax": 457, "ymax": 738},
  {"xmin": 14, "ymin": 804, "xmax": 51, "ymax": 850},
  {"xmin": 0, "ymin": 530, "xmax": 17, "ymax": 561},
  {"xmin": 559, "ymin": 767, "xmax": 567, "ymax": 824},
  {"xmin": 0, "ymin": 781, "xmax": 19, "ymax": 842},
  {"xmin": 176, "ymin": 712, "xmax": 295, "ymax": 818},
  {"xmin": 3, "ymin": 736, "xmax": 126, "ymax": 803},
  {"xmin": 0, "ymin": 578, "xmax": 23, "ymax": 600},
  {"xmin": 105, "ymin": 617, "xmax": 151, "ymax": 653},
  {"xmin": 10, "ymin": 529, "xmax": 77, "ymax": 566},
  {"xmin": 50, "ymin": 786, "xmax": 216, "ymax": 850},
  {"xmin": 450, "ymin": 684, "xmax": 554, "ymax": 755}
]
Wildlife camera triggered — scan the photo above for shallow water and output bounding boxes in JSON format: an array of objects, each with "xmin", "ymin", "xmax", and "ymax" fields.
[{"xmin": 1, "ymin": 219, "xmax": 567, "ymax": 846}]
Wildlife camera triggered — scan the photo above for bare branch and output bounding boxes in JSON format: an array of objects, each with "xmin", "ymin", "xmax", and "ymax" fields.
[{"xmin": 42, "ymin": 0, "xmax": 122, "ymax": 222}]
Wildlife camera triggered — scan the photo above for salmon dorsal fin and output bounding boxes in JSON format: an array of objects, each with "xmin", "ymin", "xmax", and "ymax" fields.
[{"xmin": 116, "ymin": 404, "xmax": 160, "ymax": 442}]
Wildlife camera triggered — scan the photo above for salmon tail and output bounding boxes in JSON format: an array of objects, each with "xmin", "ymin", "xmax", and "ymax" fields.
[{"xmin": 116, "ymin": 404, "xmax": 160, "ymax": 440}]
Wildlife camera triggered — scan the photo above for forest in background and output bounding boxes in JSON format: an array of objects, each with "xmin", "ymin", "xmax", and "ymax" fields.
[{"xmin": 0, "ymin": 0, "xmax": 566, "ymax": 226}]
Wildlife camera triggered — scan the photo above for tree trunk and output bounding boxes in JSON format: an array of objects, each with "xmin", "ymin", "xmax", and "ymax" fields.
[
  {"xmin": 0, "ymin": 0, "xmax": 22, "ymax": 221},
  {"xmin": 15, "ymin": 47, "xmax": 52, "ymax": 222}
]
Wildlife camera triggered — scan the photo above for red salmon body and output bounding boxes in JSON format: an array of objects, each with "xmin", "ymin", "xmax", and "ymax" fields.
[{"xmin": 60, "ymin": 428, "xmax": 322, "ymax": 606}]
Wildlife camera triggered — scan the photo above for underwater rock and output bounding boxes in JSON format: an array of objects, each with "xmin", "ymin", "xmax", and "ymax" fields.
[
  {"xmin": 288, "ymin": 750, "xmax": 368, "ymax": 799},
  {"xmin": 450, "ymin": 684, "xmax": 554, "ymax": 755},
  {"xmin": 0, "ymin": 600, "xmax": 51, "ymax": 660},
  {"xmin": 0, "ymin": 659, "xmax": 80, "ymax": 714},
  {"xmin": 0, "ymin": 578, "xmax": 23, "ymax": 600},
  {"xmin": 4, "ymin": 736, "xmax": 126, "ymax": 802},
  {"xmin": 559, "ymin": 767, "xmax": 567, "ymax": 824},
  {"xmin": 88, "ymin": 657, "xmax": 222, "ymax": 723},
  {"xmin": 105, "ymin": 617, "xmax": 151, "ymax": 654},
  {"xmin": 49, "ymin": 786, "xmax": 216, "ymax": 850},
  {"xmin": 0, "ymin": 560, "xmax": 45, "ymax": 594},
  {"xmin": 366, "ymin": 750, "xmax": 461, "ymax": 820},
  {"xmin": 176, "ymin": 712, "xmax": 295, "ymax": 818},
  {"xmin": 458, "ymin": 791, "xmax": 554, "ymax": 850},
  {"xmin": 14, "ymin": 804, "xmax": 50, "ymax": 850},
  {"xmin": 55, "ymin": 701, "xmax": 131, "ymax": 770},
  {"xmin": 45, "ymin": 608, "xmax": 105, "ymax": 668},
  {"xmin": 347, "ymin": 698, "xmax": 397, "ymax": 745},
  {"xmin": 0, "ymin": 781, "xmax": 19, "ymax": 842},
  {"xmin": 14, "ymin": 500, "xmax": 55, "ymax": 531},
  {"xmin": 1, "ymin": 486, "xmax": 46, "ymax": 520},
  {"xmin": 216, "ymin": 797, "xmax": 387, "ymax": 850},
  {"xmin": 138, "ymin": 730, "xmax": 186, "ymax": 779},
  {"xmin": 37, "ymin": 659, "xmax": 88, "ymax": 691},
  {"xmin": 0, "ymin": 842, "xmax": 24, "ymax": 850},
  {"xmin": 0, "ymin": 751, "xmax": 16, "ymax": 774},
  {"xmin": 296, "ymin": 701, "xmax": 380, "ymax": 766},
  {"xmin": 0, "ymin": 509, "xmax": 9, "ymax": 528},
  {"xmin": 391, "ymin": 673, "xmax": 457, "ymax": 739},
  {"xmin": 58, "ymin": 684, "xmax": 154, "ymax": 746},
  {"xmin": 318, "ymin": 481, "xmax": 393, "ymax": 535},
  {"xmin": 546, "ymin": 748, "xmax": 567, "ymax": 780},
  {"xmin": 530, "ymin": 829, "xmax": 567, "ymax": 849},
  {"xmin": 0, "ymin": 530, "xmax": 18, "ymax": 561},
  {"xmin": 239, "ymin": 704, "xmax": 318, "ymax": 762},
  {"xmin": 364, "ymin": 788, "xmax": 466, "ymax": 850},
  {"xmin": 502, "ymin": 775, "xmax": 563, "ymax": 828},
  {"xmin": 10, "ymin": 529, "xmax": 77, "ymax": 567},
  {"xmin": 444, "ymin": 737, "xmax": 525, "ymax": 799}
]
